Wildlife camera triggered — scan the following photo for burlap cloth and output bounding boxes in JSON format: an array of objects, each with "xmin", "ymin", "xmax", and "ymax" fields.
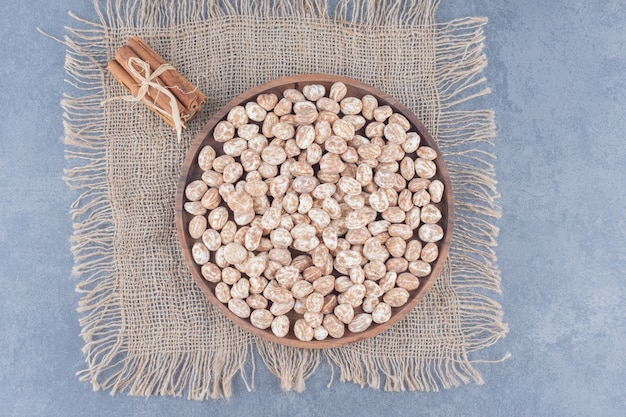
[{"xmin": 64, "ymin": 0, "xmax": 507, "ymax": 399}]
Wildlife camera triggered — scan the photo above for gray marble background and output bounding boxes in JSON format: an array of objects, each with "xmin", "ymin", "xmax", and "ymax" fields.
[{"xmin": 1, "ymin": 0, "xmax": 624, "ymax": 415}]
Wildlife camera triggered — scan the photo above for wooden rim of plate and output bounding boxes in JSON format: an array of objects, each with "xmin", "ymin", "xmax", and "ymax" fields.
[{"xmin": 175, "ymin": 74, "xmax": 454, "ymax": 348}]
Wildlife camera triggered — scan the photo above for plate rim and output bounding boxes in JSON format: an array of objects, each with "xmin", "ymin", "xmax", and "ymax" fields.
[{"xmin": 175, "ymin": 73, "xmax": 455, "ymax": 348}]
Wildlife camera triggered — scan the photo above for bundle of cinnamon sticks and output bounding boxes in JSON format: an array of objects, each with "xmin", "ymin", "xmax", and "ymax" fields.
[{"xmin": 107, "ymin": 37, "xmax": 207, "ymax": 132}]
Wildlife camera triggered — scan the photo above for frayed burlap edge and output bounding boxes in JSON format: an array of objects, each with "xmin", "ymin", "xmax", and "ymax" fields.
[{"xmin": 63, "ymin": 0, "xmax": 507, "ymax": 399}]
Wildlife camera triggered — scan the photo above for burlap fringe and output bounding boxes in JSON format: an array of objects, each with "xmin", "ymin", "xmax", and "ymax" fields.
[
  {"xmin": 434, "ymin": 18, "xmax": 509, "ymax": 359},
  {"xmin": 325, "ymin": 337, "xmax": 485, "ymax": 391},
  {"xmin": 94, "ymin": 0, "xmax": 440, "ymax": 28},
  {"xmin": 256, "ymin": 342, "xmax": 321, "ymax": 392},
  {"xmin": 64, "ymin": 0, "xmax": 506, "ymax": 399}
]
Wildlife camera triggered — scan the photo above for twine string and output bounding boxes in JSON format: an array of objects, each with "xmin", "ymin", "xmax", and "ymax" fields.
[{"xmin": 106, "ymin": 57, "xmax": 183, "ymax": 142}]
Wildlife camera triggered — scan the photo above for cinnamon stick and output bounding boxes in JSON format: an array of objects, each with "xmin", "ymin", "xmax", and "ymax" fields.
[
  {"xmin": 127, "ymin": 37, "xmax": 207, "ymax": 112},
  {"xmin": 106, "ymin": 60, "xmax": 177, "ymax": 129},
  {"xmin": 107, "ymin": 37, "xmax": 206, "ymax": 134},
  {"xmin": 114, "ymin": 45, "xmax": 185, "ymax": 125}
]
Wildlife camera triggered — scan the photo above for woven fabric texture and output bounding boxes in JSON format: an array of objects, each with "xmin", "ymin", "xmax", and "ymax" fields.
[{"xmin": 64, "ymin": 0, "xmax": 507, "ymax": 399}]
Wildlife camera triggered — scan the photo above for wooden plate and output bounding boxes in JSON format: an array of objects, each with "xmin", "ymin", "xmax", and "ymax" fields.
[{"xmin": 175, "ymin": 74, "xmax": 454, "ymax": 348}]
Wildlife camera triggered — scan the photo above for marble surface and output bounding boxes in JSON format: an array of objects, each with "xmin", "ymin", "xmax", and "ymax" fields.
[{"xmin": 1, "ymin": 0, "xmax": 624, "ymax": 415}]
